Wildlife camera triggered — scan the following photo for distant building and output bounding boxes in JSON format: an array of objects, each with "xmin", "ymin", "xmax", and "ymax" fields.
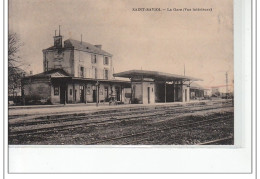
[
  {"xmin": 211, "ymin": 87, "xmax": 220, "ymax": 97},
  {"xmin": 189, "ymin": 82, "xmax": 205, "ymax": 100},
  {"xmin": 211, "ymin": 85, "xmax": 233, "ymax": 98},
  {"xmin": 22, "ymin": 31, "xmax": 130, "ymax": 105}
]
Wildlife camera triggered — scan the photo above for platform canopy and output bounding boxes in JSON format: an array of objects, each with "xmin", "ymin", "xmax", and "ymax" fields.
[
  {"xmin": 113, "ymin": 70, "xmax": 202, "ymax": 82},
  {"xmin": 190, "ymin": 82, "xmax": 208, "ymax": 90}
]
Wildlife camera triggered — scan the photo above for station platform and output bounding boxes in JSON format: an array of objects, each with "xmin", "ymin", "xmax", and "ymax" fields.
[{"xmin": 8, "ymin": 99, "xmax": 227, "ymax": 117}]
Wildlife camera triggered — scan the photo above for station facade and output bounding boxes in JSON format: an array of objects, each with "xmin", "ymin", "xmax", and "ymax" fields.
[
  {"xmin": 21, "ymin": 30, "xmax": 202, "ymax": 105},
  {"xmin": 22, "ymin": 32, "xmax": 131, "ymax": 105}
]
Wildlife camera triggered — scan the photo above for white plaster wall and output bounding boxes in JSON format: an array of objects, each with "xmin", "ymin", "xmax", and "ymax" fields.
[
  {"xmin": 73, "ymin": 50, "xmax": 92, "ymax": 78},
  {"xmin": 142, "ymin": 82, "xmax": 155, "ymax": 104},
  {"xmin": 132, "ymin": 82, "xmax": 142, "ymax": 103},
  {"xmin": 182, "ymin": 85, "xmax": 190, "ymax": 102},
  {"xmin": 74, "ymin": 50, "xmax": 113, "ymax": 79}
]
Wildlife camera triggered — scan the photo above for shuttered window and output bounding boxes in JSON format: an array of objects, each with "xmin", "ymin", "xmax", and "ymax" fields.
[
  {"xmin": 93, "ymin": 67, "xmax": 97, "ymax": 79},
  {"xmin": 91, "ymin": 54, "xmax": 97, "ymax": 64},
  {"xmin": 104, "ymin": 69, "xmax": 109, "ymax": 79},
  {"xmin": 80, "ymin": 66, "xmax": 84, "ymax": 77},
  {"xmin": 104, "ymin": 57, "xmax": 109, "ymax": 65}
]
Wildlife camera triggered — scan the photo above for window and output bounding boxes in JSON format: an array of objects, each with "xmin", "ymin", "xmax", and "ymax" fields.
[
  {"xmin": 104, "ymin": 57, "xmax": 109, "ymax": 65},
  {"xmin": 80, "ymin": 66, "xmax": 84, "ymax": 77},
  {"xmin": 104, "ymin": 69, "xmax": 109, "ymax": 79},
  {"xmin": 54, "ymin": 86, "xmax": 59, "ymax": 96},
  {"xmin": 70, "ymin": 89, "xmax": 72, "ymax": 95},
  {"xmin": 91, "ymin": 54, "xmax": 97, "ymax": 64},
  {"xmin": 93, "ymin": 67, "xmax": 97, "ymax": 79}
]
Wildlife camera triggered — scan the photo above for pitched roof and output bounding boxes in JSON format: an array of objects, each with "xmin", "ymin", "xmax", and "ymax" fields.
[
  {"xmin": 113, "ymin": 70, "xmax": 202, "ymax": 81},
  {"xmin": 64, "ymin": 39, "xmax": 112, "ymax": 56},
  {"xmin": 26, "ymin": 69, "xmax": 71, "ymax": 78}
]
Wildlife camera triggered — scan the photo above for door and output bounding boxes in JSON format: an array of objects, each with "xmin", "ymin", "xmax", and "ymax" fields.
[
  {"xmin": 104, "ymin": 87, "xmax": 109, "ymax": 102},
  {"xmin": 185, "ymin": 89, "xmax": 187, "ymax": 102},
  {"xmin": 60, "ymin": 84, "xmax": 66, "ymax": 104},
  {"xmin": 147, "ymin": 87, "xmax": 150, "ymax": 104},
  {"xmin": 115, "ymin": 87, "xmax": 120, "ymax": 101},
  {"xmin": 79, "ymin": 85, "xmax": 84, "ymax": 103},
  {"xmin": 93, "ymin": 90, "xmax": 96, "ymax": 102}
]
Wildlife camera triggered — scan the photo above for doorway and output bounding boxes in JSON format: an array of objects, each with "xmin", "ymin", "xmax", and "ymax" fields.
[
  {"xmin": 79, "ymin": 85, "xmax": 84, "ymax": 103},
  {"xmin": 60, "ymin": 84, "xmax": 66, "ymax": 104},
  {"xmin": 147, "ymin": 87, "xmax": 150, "ymax": 104},
  {"xmin": 115, "ymin": 87, "xmax": 120, "ymax": 101},
  {"xmin": 104, "ymin": 86, "xmax": 109, "ymax": 102},
  {"xmin": 93, "ymin": 90, "xmax": 97, "ymax": 102},
  {"xmin": 185, "ymin": 89, "xmax": 187, "ymax": 102}
]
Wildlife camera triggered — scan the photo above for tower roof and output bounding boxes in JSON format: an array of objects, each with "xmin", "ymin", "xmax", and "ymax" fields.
[
  {"xmin": 43, "ymin": 38, "xmax": 113, "ymax": 57},
  {"xmin": 64, "ymin": 39, "xmax": 112, "ymax": 56}
]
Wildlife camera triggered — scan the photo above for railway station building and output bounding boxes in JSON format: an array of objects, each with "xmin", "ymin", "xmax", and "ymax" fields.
[
  {"xmin": 22, "ymin": 31, "xmax": 131, "ymax": 105},
  {"xmin": 113, "ymin": 70, "xmax": 201, "ymax": 104},
  {"xmin": 21, "ymin": 30, "xmax": 202, "ymax": 105}
]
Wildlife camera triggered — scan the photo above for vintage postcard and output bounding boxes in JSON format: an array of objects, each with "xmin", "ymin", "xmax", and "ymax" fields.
[
  {"xmin": 6, "ymin": 0, "xmax": 253, "ymax": 175},
  {"xmin": 8, "ymin": 0, "xmax": 234, "ymax": 146}
]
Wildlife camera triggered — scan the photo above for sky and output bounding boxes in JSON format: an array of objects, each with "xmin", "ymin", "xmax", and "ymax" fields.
[{"xmin": 9, "ymin": 0, "xmax": 233, "ymax": 88}]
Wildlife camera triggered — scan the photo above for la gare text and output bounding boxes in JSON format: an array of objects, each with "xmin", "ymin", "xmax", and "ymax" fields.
[{"xmin": 132, "ymin": 8, "xmax": 213, "ymax": 12}]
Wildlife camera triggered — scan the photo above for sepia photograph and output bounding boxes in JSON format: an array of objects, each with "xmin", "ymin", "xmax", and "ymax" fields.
[{"xmin": 8, "ymin": 0, "xmax": 234, "ymax": 146}]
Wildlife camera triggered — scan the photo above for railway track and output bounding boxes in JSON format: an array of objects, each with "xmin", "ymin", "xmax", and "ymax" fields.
[
  {"xmin": 89, "ymin": 114, "xmax": 233, "ymax": 145},
  {"xmin": 9, "ymin": 104, "xmax": 232, "ymax": 137},
  {"xmin": 9, "ymin": 102, "xmax": 232, "ymax": 129},
  {"xmin": 9, "ymin": 101, "xmax": 234, "ymax": 145}
]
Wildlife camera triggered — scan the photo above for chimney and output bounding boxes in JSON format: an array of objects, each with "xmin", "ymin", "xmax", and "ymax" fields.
[
  {"xmin": 53, "ymin": 25, "xmax": 62, "ymax": 48},
  {"xmin": 95, "ymin": 45, "xmax": 102, "ymax": 49}
]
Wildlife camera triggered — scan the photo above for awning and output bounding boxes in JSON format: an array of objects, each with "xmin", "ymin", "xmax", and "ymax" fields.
[{"xmin": 113, "ymin": 70, "xmax": 202, "ymax": 82}]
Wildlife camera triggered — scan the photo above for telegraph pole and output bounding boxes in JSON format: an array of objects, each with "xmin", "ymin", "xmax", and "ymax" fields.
[{"xmin": 225, "ymin": 72, "xmax": 228, "ymax": 99}]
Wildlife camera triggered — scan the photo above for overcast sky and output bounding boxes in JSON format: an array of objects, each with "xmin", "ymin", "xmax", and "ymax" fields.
[{"xmin": 9, "ymin": 0, "xmax": 233, "ymax": 88}]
